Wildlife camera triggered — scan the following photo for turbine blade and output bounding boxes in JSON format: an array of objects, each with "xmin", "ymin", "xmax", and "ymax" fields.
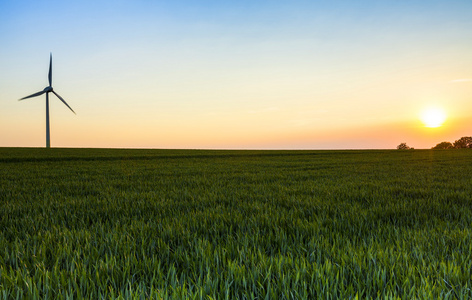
[
  {"xmin": 19, "ymin": 90, "xmax": 46, "ymax": 100},
  {"xmin": 52, "ymin": 91, "xmax": 76, "ymax": 114},
  {"xmin": 48, "ymin": 53, "xmax": 52, "ymax": 86}
]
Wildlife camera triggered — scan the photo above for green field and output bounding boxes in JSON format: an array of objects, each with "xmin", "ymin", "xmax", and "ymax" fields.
[{"xmin": 1, "ymin": 148, "xmax": 471, "ymax": 299}]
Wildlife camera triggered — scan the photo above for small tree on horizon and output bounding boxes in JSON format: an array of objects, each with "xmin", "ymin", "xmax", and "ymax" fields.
[
  {"xmin": 397, "ymin": 143, "xmax": 411, "ymax": 150},
  {"xmin": 432, "ymin": 141, "xmax": 454, "ymax": 149},
  {"xmin": 453, "ymin": 136, "xmax": 472, "ymax": 148}
]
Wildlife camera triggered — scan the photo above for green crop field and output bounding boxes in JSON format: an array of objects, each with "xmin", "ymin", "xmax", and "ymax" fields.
[{"xmin": 1, "ymin": 148, "xmax": 471, "ymax": 299}]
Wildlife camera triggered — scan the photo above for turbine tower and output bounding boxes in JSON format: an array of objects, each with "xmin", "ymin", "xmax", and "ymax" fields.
[{"xmin": 19, "ymin": 53, "xmax": 75, "ymax": 148}]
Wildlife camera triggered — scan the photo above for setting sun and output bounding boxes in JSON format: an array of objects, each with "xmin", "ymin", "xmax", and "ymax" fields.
[{"xmin": 420, "ymin": 107, "xmax": 447, "ymax": 128}]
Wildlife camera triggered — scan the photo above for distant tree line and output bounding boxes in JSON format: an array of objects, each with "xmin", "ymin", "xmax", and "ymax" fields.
[
  {"xmin": 432, "ymin": 136, "xmax": 472, "ymax": 149},
  {"xmin": 397, "ymin": 136, "xmax": 472, "ymax": 150}
]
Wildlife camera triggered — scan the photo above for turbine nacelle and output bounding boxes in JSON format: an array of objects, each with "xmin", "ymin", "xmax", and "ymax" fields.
[{"xmin": 44, "ymin": 86, "xmax": 53, "ymax": 92}]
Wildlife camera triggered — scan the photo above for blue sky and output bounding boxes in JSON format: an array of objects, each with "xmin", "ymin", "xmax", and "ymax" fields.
[{"xmin": 1, "ymin": 0, "xmax": 471, "ymax": 148}]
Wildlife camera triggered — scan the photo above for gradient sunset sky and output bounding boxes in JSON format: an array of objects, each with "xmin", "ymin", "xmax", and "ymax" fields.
[{"xmin": 1, "ymin": 0, "xmax": 471, "ymax": 149}]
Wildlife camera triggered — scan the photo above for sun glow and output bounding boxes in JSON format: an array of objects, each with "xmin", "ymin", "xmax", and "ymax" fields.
[{"xmin": 420, "ymin": 107, "xmax": 447, "ymax": 128}]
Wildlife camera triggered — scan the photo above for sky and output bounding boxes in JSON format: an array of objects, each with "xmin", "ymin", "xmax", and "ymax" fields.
[{"xmin": 1, "ymin": 0, "xmax": 471, "ymax": 149}]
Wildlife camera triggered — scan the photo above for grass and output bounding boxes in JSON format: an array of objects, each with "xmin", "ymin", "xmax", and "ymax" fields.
[{"xmin": 0, "ymin": 148, "xmax": 471, "ymax": 299}]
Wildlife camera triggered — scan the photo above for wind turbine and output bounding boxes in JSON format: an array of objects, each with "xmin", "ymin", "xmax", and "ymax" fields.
[{"xmin": 19, "ymin": 53, "xmax": 75, "ymax": 148}]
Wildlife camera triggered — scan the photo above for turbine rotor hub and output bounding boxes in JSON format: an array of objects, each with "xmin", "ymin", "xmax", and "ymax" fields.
[{"xmin": 43, "ymin": 86, "xmax": 53, "ymax": 92}]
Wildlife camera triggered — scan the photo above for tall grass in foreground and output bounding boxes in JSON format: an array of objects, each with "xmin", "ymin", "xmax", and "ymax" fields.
[{"xmin": 0, "ymin": 148, "xmax": 471, "ymax": 299}]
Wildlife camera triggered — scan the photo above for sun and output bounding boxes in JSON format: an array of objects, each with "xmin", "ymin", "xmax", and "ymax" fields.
[{"xmin": 420, "ymin": 107, "xmax": 447, "ymax": 128}]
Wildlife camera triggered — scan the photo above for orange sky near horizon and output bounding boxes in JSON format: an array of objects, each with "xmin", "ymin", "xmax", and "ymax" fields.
[{"xmin": 2, "ymin": 110, "xmax": 470, "ymax": 150}]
